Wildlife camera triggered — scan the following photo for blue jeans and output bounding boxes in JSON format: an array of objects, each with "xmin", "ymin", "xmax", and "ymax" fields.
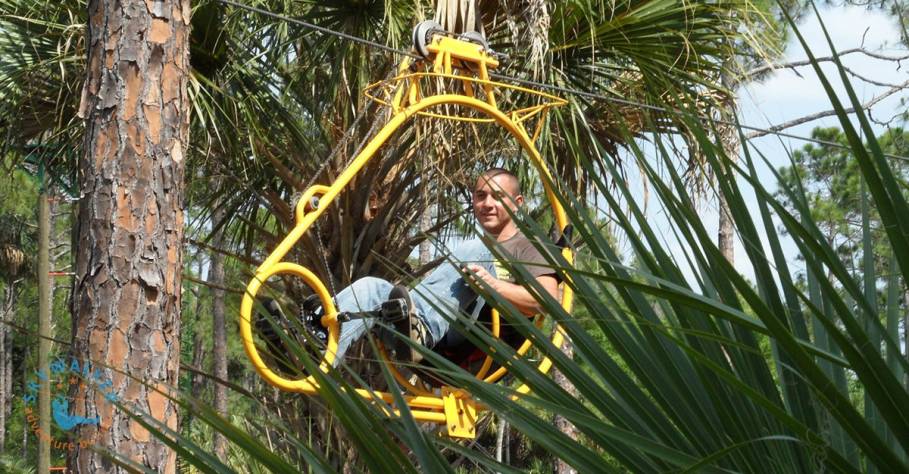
[{"xmin": 332, "ymin": 238, "xmax": 493, "ymax": 364}]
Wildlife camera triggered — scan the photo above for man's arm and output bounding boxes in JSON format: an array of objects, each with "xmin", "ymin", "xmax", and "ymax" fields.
[{"xmin": 465, "ymin": 264, "xmax": 559, "ymax": 316}]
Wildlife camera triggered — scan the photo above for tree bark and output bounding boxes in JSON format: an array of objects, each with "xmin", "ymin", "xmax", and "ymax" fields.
[
  {"xmin": 70, "ymin": 0, "xmax": 190, "ymax": 471},
  {"xmin": 190, "ymin": 321, "xmax": 205, "ymax": 400},
  {"xmin": 21, "ymin": 362, "xmax": 27, "ymax": 456},
  {"xmin": 716, "ymin": 72, "xmax": 740, "ymax": 265},
  {"xmin": 38, "ymin": 190, "xmax": 52, "ymax": 473},
  {"xmin": 189, "ymin": 259, "xmax": 205, "ymax": 403},
  {"xmin": 210, "ymin": 205, "xmax": 228, "ymax": 458},
  {"xmin": 717, "ymin": 187, "xmax": 735, "ymax": 263},
  {"xmin": 419, "ymin": 205, "xmax": 432, "ymax": 265},
  {"xmin": 2, "ymin": 282, "xmax": 15, "ymax": 457},
  {"xmin": 0, "ymin": 287, "xmax": 4, "ymax": 456},
  {"xmin": 0, "ymin": 282, "xmax": 12, "ymax": 454}
]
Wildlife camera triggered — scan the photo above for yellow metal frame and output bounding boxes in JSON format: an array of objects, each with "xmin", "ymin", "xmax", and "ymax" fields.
[{"xmin": 239, "ymin": 35, "xmax": 574, "ymax": 438}]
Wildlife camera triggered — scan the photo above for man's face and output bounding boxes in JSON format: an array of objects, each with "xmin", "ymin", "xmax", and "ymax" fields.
[{"xmin": 472, "ymin": 174, "xmax": 523, "ymax": 236}]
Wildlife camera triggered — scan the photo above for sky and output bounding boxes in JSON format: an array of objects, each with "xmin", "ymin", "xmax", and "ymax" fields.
[{"xmin": 630, "ymin": 3, "xmax": 908, "ymax": 283}]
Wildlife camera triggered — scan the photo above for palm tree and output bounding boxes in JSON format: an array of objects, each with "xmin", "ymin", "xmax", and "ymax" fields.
[{"xmin": 187, "ymin": 0, "xmax": 766, "ymax": 468}]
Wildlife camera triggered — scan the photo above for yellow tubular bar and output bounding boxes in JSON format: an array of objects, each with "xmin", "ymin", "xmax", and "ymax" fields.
[{"xmin": 239, "ymin": 36, "xmax": 574, "ymax": 431}]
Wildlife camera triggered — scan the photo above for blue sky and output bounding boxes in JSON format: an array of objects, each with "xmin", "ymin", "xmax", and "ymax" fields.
[{"xmin": 628, "ymin": 3, "xmax": 908, "ymax": 283}]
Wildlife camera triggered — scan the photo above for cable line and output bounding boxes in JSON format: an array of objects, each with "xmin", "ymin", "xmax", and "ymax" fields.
[
  {"xmin": 213, "ymin": 0, "xmax": 909, "ymax": 162},
  {"xmin": 216, "ymin": 0, "xmax": 419, "ymax": 58}
]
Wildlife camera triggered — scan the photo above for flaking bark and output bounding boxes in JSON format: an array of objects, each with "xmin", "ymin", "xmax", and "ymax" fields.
[{"xmin": 70, "ymin": 0, "xmax": 191, "ymax": 472}]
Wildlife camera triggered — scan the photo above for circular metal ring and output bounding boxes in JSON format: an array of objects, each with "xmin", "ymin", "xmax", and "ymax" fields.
[{"xmin": 412, "ymin": 20, "xmax": 441, "ymax": 58}]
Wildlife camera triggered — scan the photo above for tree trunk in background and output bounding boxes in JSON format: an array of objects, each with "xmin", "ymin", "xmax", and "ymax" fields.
[
  {"xmin": 716, "ymin": 73, "xmax": 740, "ymax": 265},
  {"xmin": 189, "ymin": 283, "xmax": 206, "ymax": 402},
  {"xmin": 189, "ymin": 259, "xmax": 205, "ymax": 402},
  {"xmin": 433, "ymin": 0, "xmax": 484, "ymax": 35},
  {"xmin": 3, "ymin": 285, "xmax": 12, "ymax": 456},
  {"xmin": 210, "ymin": 205, "xmax": 228, "ymax": 458},
  {"xmin": 0, "ymin": 283, "xmax": 12, "ymax": 454},
  {"xmin": 717, "ymin": 191, "xmax": 735, "ymax": 263},
  {"xmin": 552, "ymin": 339, "xmax": 578, "ymax": 474},
  {"xmin": 495, "ymin": 417, "xmax": 507, "ymax": 464},
  {"xmin": 3, "ymin": 307, "xmax": 8, "ymax": 421},
  {"xmin": 38, "ymin": 190, "xmax": 51, "ymax": 474},
  {"xmin": 419, "ymin": 206, "xmax": 432, "ymax": 265},
  {"xmin": 70, "ymin": 0, "xmax": 190, "ymax": 471},
  {"xmin": 21, "ymin": 365, "xmax": 26, "ymax": 456},
  {"xmin": 904, "ymin": 289, "xmax": 908, "ymax": 390},
  {"xmin": 0, "ymin": 289, "xmax": 4, "ymax": 456}
]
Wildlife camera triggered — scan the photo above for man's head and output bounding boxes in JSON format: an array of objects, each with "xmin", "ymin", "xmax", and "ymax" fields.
[{"xmin": 472, "ymin": 168, "xmax": 523, "ymax": 238}]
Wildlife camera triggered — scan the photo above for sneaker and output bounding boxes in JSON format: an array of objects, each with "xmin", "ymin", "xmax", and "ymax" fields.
[{"xmin": 384, "ymin": 286, "xmax": 430, "ymax": 364}]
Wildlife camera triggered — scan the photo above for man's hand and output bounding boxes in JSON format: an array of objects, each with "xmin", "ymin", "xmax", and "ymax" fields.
[
  {"xmin": 464, "ymin": 264, "xmax": 500, "ymax": 291},
  {"xmin": 463, "ymin": 263, "xmax": 559, "ymax": 316}
]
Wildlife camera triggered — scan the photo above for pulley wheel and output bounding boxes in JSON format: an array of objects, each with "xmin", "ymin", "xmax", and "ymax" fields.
[{"xmin": 412, "ymin": 20, "xmax": 442, "ymax": 58}]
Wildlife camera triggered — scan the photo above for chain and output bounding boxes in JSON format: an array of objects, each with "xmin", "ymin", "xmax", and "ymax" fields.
[{"xmin": 312, "ymin": 217, "xmax": 338, "ymax": 299}]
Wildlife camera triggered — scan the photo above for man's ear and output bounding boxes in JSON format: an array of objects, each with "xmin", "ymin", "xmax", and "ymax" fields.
[{"xmin": 514, "ymin": 194, "xmax": 525, "ymax": 207}]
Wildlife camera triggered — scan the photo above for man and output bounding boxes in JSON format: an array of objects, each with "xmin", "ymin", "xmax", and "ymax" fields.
[{"xmin": 259, "ymin": 168, "xmax": 559, "ymax": 367}]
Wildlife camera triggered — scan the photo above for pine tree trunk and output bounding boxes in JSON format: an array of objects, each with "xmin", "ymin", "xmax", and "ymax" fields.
[
  {"xmin": 0, "ymin": 283, "xmax": 11, "ymax": 454},
  {"xmin": 210, "ymin": 205, "xmax": 228, "ymax": 458},
  {"xmin": 189, "ymin": 285, "xmax": 206, "ymax": 401},
  {"xmin": 4, "ymin": 292, "xmax": 11, "ymax": 456},
  {"xmin": 0, "ymin": 292, "xmax": 4, "ymax": 456},
  {"xmin": 38, "ymin": 190, "xmax": 52, "ymax": 474},
  {"xmin": 189, "ymin": 259, "xmax": 205, "ymax": 402},
  {"xmin": 21, "ymin": 364, "xmax": 27, "ymax": 456},
  {"xmin": 3, "ymin": 317, "xmax": 9, "ymax": 446},
  {"xmin": 190, "ymin": 292, "xmax": 206, "ymax": 400},
  {"xmin": 70, "ymin": 0, "xmax": 190, "ymax": 471}
]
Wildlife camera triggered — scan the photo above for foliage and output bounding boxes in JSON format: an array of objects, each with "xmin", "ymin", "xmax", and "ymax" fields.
[
  {"xmin": 115, "ymin": 10, "xmax": 909, "ymax": 472},
  {"xmin": 778, "ymin": 126, "xmax": 909, "ymax": 278},
  {"xmin": 3, "ymin": 0, "xmax": 908, "ymax": 471},
  {"xmin": 0, "ymin": 453, "xmax": 36, "ymax": 474}
]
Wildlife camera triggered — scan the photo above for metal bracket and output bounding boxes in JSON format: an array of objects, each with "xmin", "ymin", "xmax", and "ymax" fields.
[
  {"xmin": 441, "ymin": 387, "xmax": 477, "ymax": 439},
  {"xmin": 335, "ymin": 298, "xmax": 409, "ymax": 323}
]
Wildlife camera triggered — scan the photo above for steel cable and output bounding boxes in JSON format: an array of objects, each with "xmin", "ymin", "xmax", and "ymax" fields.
[{"xmin": 213, "ymin": 0, "xmax": 909, "ymax": 162}]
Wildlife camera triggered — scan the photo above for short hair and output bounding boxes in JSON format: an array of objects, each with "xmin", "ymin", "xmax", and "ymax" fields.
[{"xmin": 479, "ymin": 167, "xmax": 522, "ymax": 195}]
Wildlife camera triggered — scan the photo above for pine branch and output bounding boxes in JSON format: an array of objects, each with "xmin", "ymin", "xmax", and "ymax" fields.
[
  {"xmin": 745, "ymin": 78, "xmax": 909, "ymax": 139},
  {"xmin": 746, "ymin": 47, "xmax": 909, "ymax": 79}
]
